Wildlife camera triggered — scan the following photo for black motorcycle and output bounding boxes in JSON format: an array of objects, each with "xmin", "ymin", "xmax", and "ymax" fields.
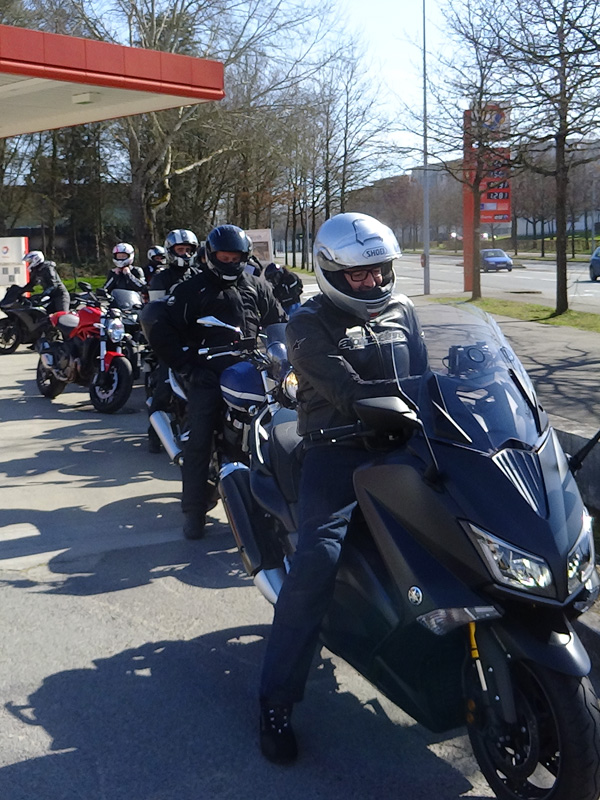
[
  {"xmin": 218, "ymin": 303, "xmax": 600, "ymax": 800},
  {"xmin": 0, "ymin": 285, "xmax": 52, "ymax": 354},
  {"xmin": 108, "ymin": 288, "xmax": 145, "ymax": 379}
]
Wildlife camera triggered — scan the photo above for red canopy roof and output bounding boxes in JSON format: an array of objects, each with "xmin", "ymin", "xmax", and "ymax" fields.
[{"xmin": 0, "ymin": 25, "xmax": 225, "ymax": 137}]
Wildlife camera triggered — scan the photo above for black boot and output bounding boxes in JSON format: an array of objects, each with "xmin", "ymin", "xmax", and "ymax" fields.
[
  {"xmin": 259, "ymin": 701, "xmax": 297, "ymax": 764},
  {"xmin": 183, "ymin": 510, "xmax": 206, "ymax": 540}
]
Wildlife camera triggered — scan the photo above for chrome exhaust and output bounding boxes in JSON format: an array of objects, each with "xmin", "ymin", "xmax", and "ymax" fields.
[
  {"xmin": 149, "ymin": 410, "xmax": 183, "ymax": 465},
  {"xmin": 253, "ymin": 567, "xmax": 286, "ymax": 604}
]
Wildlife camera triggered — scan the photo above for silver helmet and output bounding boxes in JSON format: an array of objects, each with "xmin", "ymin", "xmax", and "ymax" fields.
[
  {"xmin": 313, "ymin": 213, "xmax": 401, "ymax": 320},
  {"xmin": 164, "ymin": 229, "xmax": 198, "ymax": 270}
]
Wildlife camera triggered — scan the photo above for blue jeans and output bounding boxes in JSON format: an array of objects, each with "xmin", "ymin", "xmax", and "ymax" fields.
[{"xmin": 260, "ymin": 444, "xmax": 373, "ymax": 705}]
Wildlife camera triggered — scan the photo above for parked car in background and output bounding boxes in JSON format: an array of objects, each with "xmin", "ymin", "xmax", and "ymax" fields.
[
  {"xmin": 480, "ymin": 248, "xmax": 513, "ymax": 272},
  {"xmin": 589, "ymin": 247, "xmax": 600, "ymax": 281}
]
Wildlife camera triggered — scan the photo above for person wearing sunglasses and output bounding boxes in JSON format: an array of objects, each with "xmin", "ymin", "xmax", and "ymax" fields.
[{"xmin": 258, "ymin": 212, "xmax": 428, "ymax": 764}]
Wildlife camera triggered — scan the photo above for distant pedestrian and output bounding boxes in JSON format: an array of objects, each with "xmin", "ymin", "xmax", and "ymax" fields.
[{"xmin": 264, "ymin": 262, "xmax": 303, "ymax": 314}]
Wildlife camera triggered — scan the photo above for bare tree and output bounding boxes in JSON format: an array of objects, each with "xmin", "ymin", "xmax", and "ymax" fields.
[{"xmin": 484, "ymin": 0, "xmax": 600, "ymax": 312}]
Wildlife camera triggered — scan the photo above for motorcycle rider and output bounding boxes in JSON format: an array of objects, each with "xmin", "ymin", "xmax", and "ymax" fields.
[
  {"xmin": 148, "ymin": 224, "xmax": 285, "ymax": 539},
  {"xmin": 20, "ymin": 251, "xmax": 70, "ymax": 313},
  {"xmin": 147, "ymin": 229, "xmax": 199, "ymax": 301},
  {"xmin": 143, "ymin": 245, "xmax": 167, "ymax": 283},
  {"xmin": 104, "ymin": 243, "xmax": 147, "ymax": 294},
  {"xmin": 145, "ymin": 229, "xmax": 201, "ymax": 452},
  {"xmin": 264, "ymin": 262, "xmax": 303, "ymax": 314},
  {"xmin": 258, "ymin": 212, "xmax": 428, "ymax": 764}
]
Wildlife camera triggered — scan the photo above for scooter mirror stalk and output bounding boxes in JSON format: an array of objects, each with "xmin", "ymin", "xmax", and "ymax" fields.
[{"xmin": 196, "ymin": 316, "xmax": 242, "ymax": 337}]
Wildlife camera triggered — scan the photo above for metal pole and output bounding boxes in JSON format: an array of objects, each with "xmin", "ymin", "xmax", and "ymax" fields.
[
  {"xmin": 422, "ymin": 0, "xmax": 430, "ymax": 294},
  {"xmin": 592, "ymin": 178, "xmax": 596, "ymax": 255}
]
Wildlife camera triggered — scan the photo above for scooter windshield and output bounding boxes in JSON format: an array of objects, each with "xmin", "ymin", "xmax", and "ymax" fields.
[{"xmin": 399, "ymin": 304, "xmax": 548, "ymax": 453}]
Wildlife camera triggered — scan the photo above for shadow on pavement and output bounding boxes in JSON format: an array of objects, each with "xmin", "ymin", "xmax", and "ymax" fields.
[
  {"xmin": 2, "ymin": 625, "xmax": 489, "ymax": 800},
  {"xmin": 0, "ymin": 495, "xmax": 245, "ymax": 594}
]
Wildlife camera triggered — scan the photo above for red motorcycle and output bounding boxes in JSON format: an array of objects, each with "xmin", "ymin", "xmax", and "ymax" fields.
[{"xmin": 35, "ymin": 282, "xmax": 133, "ymax": 413}]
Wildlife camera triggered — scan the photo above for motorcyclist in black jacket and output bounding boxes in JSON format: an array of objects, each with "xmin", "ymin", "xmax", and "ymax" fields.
[
  {"xmin": 258, "ymin": 212, "xmax": 428, "ymax": 764},
  {"xmin": 149, "ymin": 224, "xmax": 286, "ymax": 539},
  {"xmin": 104, "ymin": 243, "xmax": 147, "ymax": 294},
  {"xmin": 145, "ymin": 229, "xmax": 200, "ymax": 453},
  {"xmin": 264, "ymin": 262, "xmax": 303, "ymax": 314},
  {"xmin": 20, "ymin": 251, "xmax": 70, "ymax": 313},
  {"xmin": 148, "ymin": 230, "xmax": 199, "ymax": 301},
  {"xmin": 143, "ymin": 245, "xmax": 167, "ymax": 283}
]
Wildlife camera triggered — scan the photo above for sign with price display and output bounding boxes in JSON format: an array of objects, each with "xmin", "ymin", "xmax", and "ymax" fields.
[{"xmin": 480, "ymin": 148, "xmax": 511, "ymax": 222}]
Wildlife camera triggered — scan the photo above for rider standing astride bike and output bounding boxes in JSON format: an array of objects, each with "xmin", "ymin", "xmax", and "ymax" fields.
[
  {"xmin": 143, "ymin": 245, "xmax": 167, "ymax": 284},
  {"xmin": 147, "ymin": 230, "xmax": 199, "ymax": 301},
  {"xmin": 145, "ymin": 229, "xmax": 200, "ymax": 453},
  {"xmin": 104, "ymin": 243, "xmax": 147, "ymax": 294},
  {"xmin": 20, "ymin": 251, "xmax": 70, "ymax": 313},
  {"xmin": 149, "ymin": 224, "xmax": 286, "ymax": 539},
  {"xmin": 258, "ymin": 212, "xmax": 428, "ymax": 764},
  {"xmin": 264, "ymin": 262, "xmax": 303, "ymax": 314}
]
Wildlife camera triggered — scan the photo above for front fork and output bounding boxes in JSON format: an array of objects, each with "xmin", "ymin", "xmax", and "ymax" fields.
[{"xmin": 466, "ymin": 622, "xmax": 517, "ymax": 726}]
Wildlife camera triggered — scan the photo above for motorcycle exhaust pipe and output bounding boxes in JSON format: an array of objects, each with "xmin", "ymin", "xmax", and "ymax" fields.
[
  {"xmin": 253, "ymin": 567, "xmax": 285, "ymax": 605},
  {"xmin": 219, "ymin": 462, "xmax": 285, "ymax": 588},
  {"xmin": 149, "ymin": 410, "xmax": 183, "ymax": 465}
]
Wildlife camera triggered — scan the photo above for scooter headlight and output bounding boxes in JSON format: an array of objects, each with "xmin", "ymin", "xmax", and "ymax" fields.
[
  {"xmin": 467, "ymin": 523, "xmax": 555, "ymax": 597},
  {"xmin": 567, "ymin": 512, "xmax": 595, "ymax": 595},
  {"xmin": 106, "ymin": 318, "xmax": 125, "ymax": 343},
  {"xmin": 282, "ymin": 368, "xmax": 298, "ymax": 402}
]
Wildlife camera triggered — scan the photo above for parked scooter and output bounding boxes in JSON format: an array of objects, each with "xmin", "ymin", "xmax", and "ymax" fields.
[
  {"xmin": 36, "ymin": 282, "xmax": 133, "ymax": 413},
  {"xmin": 219, "ymin": 303, "xmax": 600, "ymax": 800},
  {"xmin": 0, "ymin": 285, "xmax": 52, "ymax": 354}
]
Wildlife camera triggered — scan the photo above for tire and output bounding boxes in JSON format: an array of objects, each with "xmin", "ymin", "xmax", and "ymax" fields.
[
  {"xmin": 466, "ymin": 660, "xmax": 600, "ymax": 800},
  {"xmin": 0, "ymin": 319, "xmax": 21, "ymax": 354},
  {"xmin": 89, "ymin": 356, "xmax": 133, "ymax": 413},
  {"xmin": 591, "ymin": 268, "xmax": 598, "ymax": 282},
  {"xmin": 36, "ymin": 358, "xmax": 68, "ymax": 399}
]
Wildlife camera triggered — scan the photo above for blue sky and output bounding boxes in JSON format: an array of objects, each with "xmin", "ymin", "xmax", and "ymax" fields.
[{"xmin": 343, "ymin": 0, "xmax": 445, "ymax": 106}]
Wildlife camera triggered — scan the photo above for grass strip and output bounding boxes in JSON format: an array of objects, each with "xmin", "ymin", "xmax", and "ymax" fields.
[{"xmin": 434, "ymin": 297, "xmax": 600, "ymax": 334}]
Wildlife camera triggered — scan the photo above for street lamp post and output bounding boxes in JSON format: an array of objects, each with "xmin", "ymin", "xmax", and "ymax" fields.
[{"xmin": 422, "ymin": 0, "xmax": 430, "ymax": 294}]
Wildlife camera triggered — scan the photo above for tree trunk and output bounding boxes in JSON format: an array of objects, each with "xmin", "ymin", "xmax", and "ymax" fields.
[
  {"xmin": 555, "ymin": 135, "xmax": 569, "ymax": 314},
  {"xmin": 541, "ymin": 218, "xmax": 545, "ymax": 258}
]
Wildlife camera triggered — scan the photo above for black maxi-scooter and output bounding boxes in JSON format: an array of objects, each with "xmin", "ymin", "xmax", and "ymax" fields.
[{"xmin": 219, "ymin": 303, "xmax": 600, "ymax": 800}]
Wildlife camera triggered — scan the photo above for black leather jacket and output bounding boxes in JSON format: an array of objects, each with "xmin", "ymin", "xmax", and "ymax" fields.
[
  {"xmin": 104, "ymin": 267, "xmax": 146, "ymax": 294},
  {"xmin": 148, "ymin": 264, "xmax": 198, "ymax": 299},
  {"xmin": 149, "ymin": 269, "xmax": 286, "ymax": 375},
  {"xmin": 285, "ymin": 293, "xmax": 428, "ymax": 437}
]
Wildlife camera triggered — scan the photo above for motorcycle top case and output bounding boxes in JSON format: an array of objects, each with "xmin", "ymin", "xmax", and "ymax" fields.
[{"xmin": 220, "ymin": 362, "xmax": 266, "ymax": 412}]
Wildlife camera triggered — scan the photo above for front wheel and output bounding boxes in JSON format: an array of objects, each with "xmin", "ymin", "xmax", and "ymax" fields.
[
  {"xmin": 36, "ymin": 358, "xmax": 68, "ymax": 398},
  {"xmin": 0, "ymin": 319, "xmax": 21, "ymax": 354},
  {"xmin": 89, "ymin": 356, "xmax": 133, "ymax": 413},
  {"xmin": 467, "ymin": 660, "xmax": 600, "ymax": 800},
  {"xmin": 591, "ymin": 268, "xmax": 598, "ymax": 282}
]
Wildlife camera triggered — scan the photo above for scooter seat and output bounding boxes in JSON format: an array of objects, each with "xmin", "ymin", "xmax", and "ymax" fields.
[{"xmin": 271, "ymin": 420, "xmax": 303, "ymax": 504}]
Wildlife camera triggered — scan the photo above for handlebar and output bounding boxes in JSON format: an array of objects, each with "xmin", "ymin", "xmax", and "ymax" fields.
[{"xmin": 197, "ymin": 337, "xmax": 257, "ymax": 359}]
